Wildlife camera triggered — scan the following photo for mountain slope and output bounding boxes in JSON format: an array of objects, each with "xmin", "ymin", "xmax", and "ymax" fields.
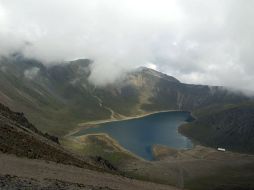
[
  {"xmin": 0, "ymin": 152, "xmax": 178, "ymax": 190},
  {"xmin": 180, "ymin": 103, "xmax": 254, "ymax": 153},
  {"xmin": 0, "ymin": 102, "xmax": 94, "ymax": 168},
  {"xmin": 0, "ymin": 54, "xmax": 251, "ymax": 137},
  {"xmin": 0, "ymin": 55, "xmax": 111, "ymax": 134}
]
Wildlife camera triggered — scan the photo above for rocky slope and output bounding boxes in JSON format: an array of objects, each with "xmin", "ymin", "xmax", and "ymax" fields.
[
  {"xmin": 0, "ymin": 102, "xmax": 95, "ymax": 168},
  {"xmin": 0, "ymin": 174, "xmax": 112, "ymax": 190},
  {"xmin": 0, "ymin": 152, "xmax": 177, "ymax": 190},
  {"xmin": 0, "ymin": 102, "xmax": 121, "ymax": 171}
]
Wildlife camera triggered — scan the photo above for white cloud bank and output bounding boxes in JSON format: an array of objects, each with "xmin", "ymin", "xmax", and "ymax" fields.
[{"xmin": 0, "ymin": 0, "xmax": 254, "ymax": 90}]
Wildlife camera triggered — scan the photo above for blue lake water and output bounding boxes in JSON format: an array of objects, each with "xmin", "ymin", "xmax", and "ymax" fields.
[{"xmin": 74, "ymin": 111, "xmax": 194, "ymax": 160}]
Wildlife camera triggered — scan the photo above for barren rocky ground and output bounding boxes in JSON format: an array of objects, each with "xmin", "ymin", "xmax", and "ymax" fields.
[{"xmin": 0, "ymin": 153, "xmax": 178, "ymax": 190}]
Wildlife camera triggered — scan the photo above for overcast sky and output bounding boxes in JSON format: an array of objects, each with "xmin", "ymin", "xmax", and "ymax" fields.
[{"xmin": 0, "ymin": 0, "xmax": 254, "ymax": 89}]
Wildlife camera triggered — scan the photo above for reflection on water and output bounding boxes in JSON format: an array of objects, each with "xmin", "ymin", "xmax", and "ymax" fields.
[{"xmin": 74, "ymin": 111, "xmax": 193, "ymax": 160}]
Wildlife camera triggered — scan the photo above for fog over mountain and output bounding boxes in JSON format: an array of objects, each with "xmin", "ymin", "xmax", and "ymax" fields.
[{"xmin": 0, "ymin": 0, "xmax": 254, "ymax": 89}]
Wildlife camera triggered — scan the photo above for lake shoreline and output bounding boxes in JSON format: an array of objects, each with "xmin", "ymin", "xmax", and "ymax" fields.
[
  {"xmin": 65, "ymin": 109, "xmax": 191, "ymax": 137},
  {"xmin": 70, "ymin": 110, "xmax": 194, "ymax": 160}
]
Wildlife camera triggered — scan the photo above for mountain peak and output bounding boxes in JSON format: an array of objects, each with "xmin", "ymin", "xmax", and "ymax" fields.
[{"xmin": 137, "ymin": 66, "xmax": 180, "ymax": 83}]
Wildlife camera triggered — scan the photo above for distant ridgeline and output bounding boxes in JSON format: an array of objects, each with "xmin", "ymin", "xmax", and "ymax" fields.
[{"xmin": 1, "ymin": 54, "xmax": 254, "ymax": 153}]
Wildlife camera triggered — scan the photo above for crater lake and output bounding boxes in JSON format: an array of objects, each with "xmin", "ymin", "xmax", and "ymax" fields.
[{"xmin": 74, "ymin": 111, "xmax": 194, "ymax": 160}]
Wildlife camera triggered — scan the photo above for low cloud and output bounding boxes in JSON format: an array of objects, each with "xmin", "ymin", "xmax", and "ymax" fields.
[
  {"xmin": 0, "ymin": 0, "xmax": 254, "ymax": 90},
  {"xmin": 24, "ymin": 67, "xmax": 40, "ymax": 79}
]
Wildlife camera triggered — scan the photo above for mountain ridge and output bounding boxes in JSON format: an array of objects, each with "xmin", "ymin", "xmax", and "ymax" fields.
[
  {"xmin": 1, "ymin": 54, "xmax": 254, "ymax": 154},
  {"xmin": 0, "ymin": 55, "xmax": 251, "ymax": 134}
]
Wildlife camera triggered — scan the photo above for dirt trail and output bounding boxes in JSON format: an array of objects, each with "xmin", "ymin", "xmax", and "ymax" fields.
[
  {"xmin": 0, "ymin": 153, "xmax": 179, "ymax": 190},
  {"xmin": 92, "ymin": 94, "xmax": 116, "ymax": 119}
]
